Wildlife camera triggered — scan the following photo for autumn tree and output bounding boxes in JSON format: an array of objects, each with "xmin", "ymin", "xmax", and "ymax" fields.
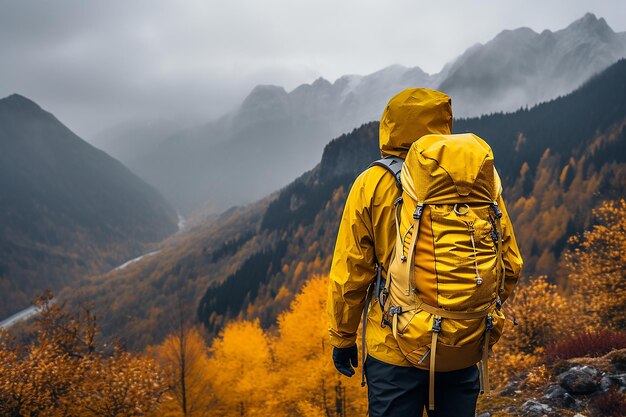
[
  {"xmin": 150, "ymin": 326, "xmax": 214, "ymax": 417},
  {"xmin": 193, "ymin": 276, "xmax": 367, "ymax": 416},
  {"xmin": 74, "ymin": 347, "xmax": 166, "ymax": 417},
  {"xmin": 205, "ymin": 320, "xmax": 273, "ymax": 416},
  {"xmin": 563, "ymin": 198, "xmax": 626, "ymax": 329},
  {"xmin": 271, "ymin": 275, "xmax": 366, "ymax": 416},
  {"xmin": 492, "ymin": 276, "xmax": 577, "ymax": 382},
  {"xmin": 491, "ymin": 199, "xmax": 626, "ymax": 382},
  {"xmin": 0, "ymin": 292, "xmax": 165, "ymax": 417},
  {"xmin": 148, "ymin": 293, "xmax": 216, "ymax": 417}
]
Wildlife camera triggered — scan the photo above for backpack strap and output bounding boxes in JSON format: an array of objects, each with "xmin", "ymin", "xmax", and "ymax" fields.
[
  {"xmin": 368, "ymin": 156, "xmax": 404, "ymax": 190},
  {"xmin": 360, "ymin": 157, "xmax": 403, "ymax": 385}
]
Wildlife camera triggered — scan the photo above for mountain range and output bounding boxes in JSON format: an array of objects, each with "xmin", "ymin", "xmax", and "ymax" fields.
[
  {"xmin": 62, "ymin": 58, "xmax": 626, "ymax": 348},
  {"xmin": 0, "ymin": 94, "xmax": 178, "ymax": 317},
  {"xmin": 104, "ymin": 13, "xmax": 626, "ymax": 215}
]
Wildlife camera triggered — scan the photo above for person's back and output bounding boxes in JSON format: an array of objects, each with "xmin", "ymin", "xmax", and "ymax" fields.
[{"xmin": 327, "ymin": 88, "xmax": 523, "ymax": 417}]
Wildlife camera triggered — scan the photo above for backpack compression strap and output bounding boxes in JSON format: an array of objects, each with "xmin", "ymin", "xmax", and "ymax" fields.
[{"xmin": 368, "ymin": 156, "xmax": 404, "ymax": 190}]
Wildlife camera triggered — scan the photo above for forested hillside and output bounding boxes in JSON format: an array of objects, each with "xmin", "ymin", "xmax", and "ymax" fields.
[
  {"xmin": 5, "ymin": 199, "xmax": 623, "ymax": 416},
  {"xmin": 455, "ymin": 59, "xmax": 626, "ymax": 275},
  {"xmin": 0, "ymin": 95, "xmax": 178, "ymax": 318},
  {"xmin": 58, "ymin": 60, "xmax": 626, "ymax": 350},
  {"xmin": 60, "ymin": 123, "xmax": 380, "ymax": 347},
  {"xmin": 150, "ymin": 199, "xmax": 625, "ymax": 416}
]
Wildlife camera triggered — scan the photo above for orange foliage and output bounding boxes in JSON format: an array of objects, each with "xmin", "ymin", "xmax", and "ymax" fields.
[
  {"xmin": 564, "ymin": 198, "xmax": 626, "ymax": 328},
  {"xmin": 507, "ymin": 143, "xmax": 624, "ymax": 278},
  {"xmin": 0, "ymin": 293, "xmax": 165, "ymax": 417},
  {"xmin": 3, "ymin": 199, "xmax": 623, "ymax": 415},
  {"xmin": 492, "ymin": 276, "xmax": 576, "ymax": 382},
  {"xmin": 75, "ymin": 349, "xmax": 165, "ymax": 417},
  {"xmin": 492, "ymin": 199, "xmax": 626, "ymax": 383}
]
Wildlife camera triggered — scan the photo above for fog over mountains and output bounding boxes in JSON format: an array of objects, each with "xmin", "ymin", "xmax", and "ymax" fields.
[{"xmin": 100, "ymin": 13, "xmax": 626, "ymax": 214}]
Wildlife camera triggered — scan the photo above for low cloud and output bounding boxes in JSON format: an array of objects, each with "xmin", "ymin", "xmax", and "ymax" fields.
[{"xmin": 0, "ymin": 0, "xmax": 623, "ymax": 138}]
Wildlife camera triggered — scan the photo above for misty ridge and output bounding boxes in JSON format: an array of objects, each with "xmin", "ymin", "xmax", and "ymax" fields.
[{"xmin": 91, "ymin": 12, "xmax": 626, "ymax": 216}]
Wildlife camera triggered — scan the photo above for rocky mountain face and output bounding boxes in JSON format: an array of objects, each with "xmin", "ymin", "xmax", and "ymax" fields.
[
  {"xmin": 0, "ymin": 94, "xmax": 178, "ymax": 317},
  {"xmin": 122, "ymin": 13, "xmax": 626, "ymax": 214},
  {"xmin": 64, "ymin": 59, "xmax": 626, "ymax": 348},
  {"xmin": 441, "ymin": 13, "xmax": 626, "ymax": 117}
]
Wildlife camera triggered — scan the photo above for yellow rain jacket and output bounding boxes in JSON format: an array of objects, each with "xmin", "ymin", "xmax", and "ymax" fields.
[{"xmin": 327, "ymin": 88, "xmax": 523, "ymax": 366}]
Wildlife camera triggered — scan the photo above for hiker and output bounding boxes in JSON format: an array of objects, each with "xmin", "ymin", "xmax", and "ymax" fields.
[{"xmin": 327, "ymin": 88, "xmax": 523, "ymax": 417}]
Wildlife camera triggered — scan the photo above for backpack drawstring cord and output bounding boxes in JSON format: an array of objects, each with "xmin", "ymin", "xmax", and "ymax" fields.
[{"xmin": 468, "ymin": 222, "xmax": 483, "ymax": 286}]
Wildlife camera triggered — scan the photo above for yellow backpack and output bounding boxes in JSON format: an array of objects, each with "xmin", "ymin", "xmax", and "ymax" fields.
[{"xmin": 382, "ymin": 133, "xmax": 507, "ymax": 410}]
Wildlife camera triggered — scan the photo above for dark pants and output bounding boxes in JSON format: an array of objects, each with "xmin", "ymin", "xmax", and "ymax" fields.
[{"xmin": 365, "ymin": 355, "xmax": 480, "ymax": 417}]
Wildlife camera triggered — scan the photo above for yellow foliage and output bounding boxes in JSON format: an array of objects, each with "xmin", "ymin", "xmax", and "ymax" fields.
[
  {"xmin": 564, "ymin": 199, "xmax": 626, "ymax": 328},
  {"xmin": 149, "ymin": 326, "xmax": 214, "ymax": 417},
  {"xmin": 486, "ymin": 199, "xmax": 626, "ymax": 386},
  {"xmin": 503, "ymin": 276, "xmax": 576, "ymax": 355},
  {"xmin": 296, "ymin": 401, "xmax": 328, "ymax": 417},
  {"xmin": 274, "ymin": 285, "xmax": 293, "ymax": 305},
  {"xmin": 522, "ymin": 364, "xmax": 552, "ymax": 390},
  {"xmin": 157, "ymin": 276, "xmax": 367, "ymax": 416},
  {"xmin": 206, "ymin": 320, "xmax": 274, "ymax": 416},
  {"xmin": 271, "ymin": 275, "xmax": 367, "ymax": 415}
]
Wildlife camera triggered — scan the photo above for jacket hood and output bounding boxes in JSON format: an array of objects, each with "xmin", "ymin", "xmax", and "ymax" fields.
[{"xmin": 379, "ymin": 88, "xmax": 453, "ymax": 158}]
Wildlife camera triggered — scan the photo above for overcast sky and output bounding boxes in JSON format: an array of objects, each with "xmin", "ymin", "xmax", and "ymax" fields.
[{"xmin": 1, "ymin": 0, "xmax": 625, "ymax": 139}]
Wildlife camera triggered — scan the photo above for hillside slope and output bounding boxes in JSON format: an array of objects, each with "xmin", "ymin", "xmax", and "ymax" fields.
[{"xmin": 0, "ymin": 94, "xmax": 178, "ymax": 317}]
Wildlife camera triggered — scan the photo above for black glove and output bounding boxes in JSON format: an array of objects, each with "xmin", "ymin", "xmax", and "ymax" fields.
[{"xmin": 332, "ymin": 345, "xmax": 358, "ymax": 377}]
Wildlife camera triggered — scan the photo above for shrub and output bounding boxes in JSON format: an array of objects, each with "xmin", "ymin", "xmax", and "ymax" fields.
[
  {"xmin": 589, "ymin": 387, "xmax": 626, "ymax": 417},
  {"xmin": 545, "ymin": 330, "xmax": 626, "ymax": 363}
]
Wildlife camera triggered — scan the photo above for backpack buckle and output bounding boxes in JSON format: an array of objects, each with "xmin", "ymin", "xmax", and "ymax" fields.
[
  {"xmin": 491, "ymin": 202, "xmax": 502, "ymax": 219},
  {"xmin": 389, "ymin": 306, "xmax": 403, "ymax": 316},
  {"xmin": 432, "ymin": 317, "xmax": 442, "ymax": 333},
  {"xmin": 490, "ymin": 230, "xmax": 499, "ymax": 245},
  {"xmin": 413, "ymin": 204, "xmax": 424, "ymax": 220}
]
